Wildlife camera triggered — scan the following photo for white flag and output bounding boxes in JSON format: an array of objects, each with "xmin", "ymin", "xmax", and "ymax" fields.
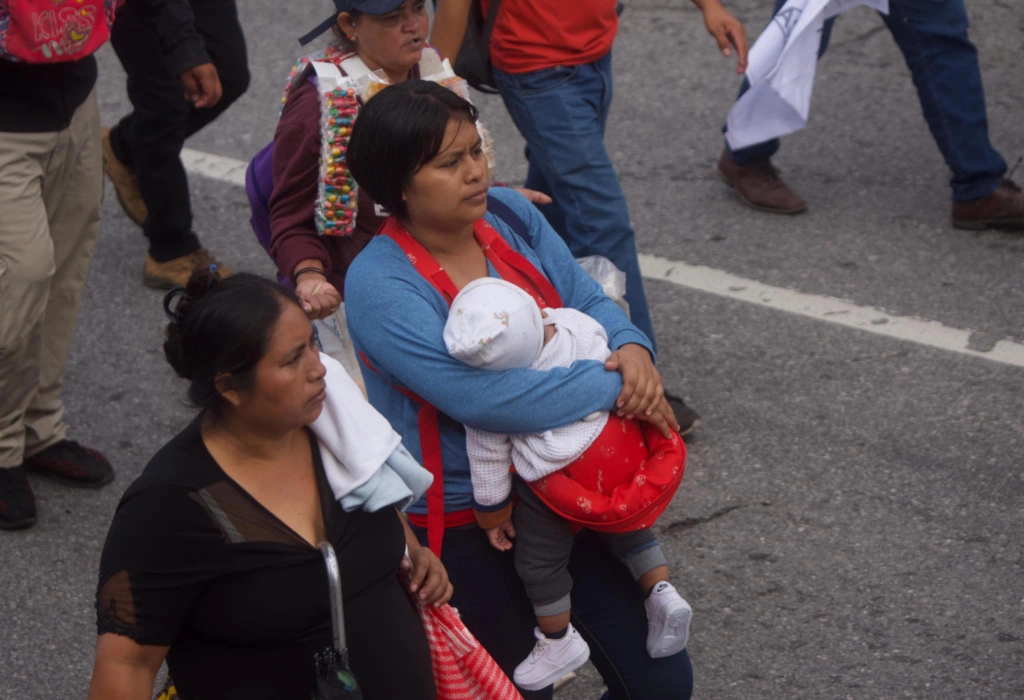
[{"xmin": 725, "ymin": 0, "xmax": 889, "ymax": 151}]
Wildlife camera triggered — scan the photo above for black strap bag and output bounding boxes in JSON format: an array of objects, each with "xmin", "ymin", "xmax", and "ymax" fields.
[{"xmin": 451, "ymin": 0, "xmax": 502, "ymax": 94}]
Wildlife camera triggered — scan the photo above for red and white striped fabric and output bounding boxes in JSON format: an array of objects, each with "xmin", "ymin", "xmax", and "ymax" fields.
[{"xmin": 416, "ymin": 600, "xmax": 524, "ymax": 700}]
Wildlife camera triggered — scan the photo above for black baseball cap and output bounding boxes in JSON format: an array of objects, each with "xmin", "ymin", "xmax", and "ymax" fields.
[{"xmin": 299, "ymin": 0, "xmax": 409, "ymax": 46}]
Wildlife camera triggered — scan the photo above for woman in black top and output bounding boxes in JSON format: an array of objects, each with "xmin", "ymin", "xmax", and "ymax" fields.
[{"xmin": 88, "ymin": 269, "xmax": 447, "ymax": 699}]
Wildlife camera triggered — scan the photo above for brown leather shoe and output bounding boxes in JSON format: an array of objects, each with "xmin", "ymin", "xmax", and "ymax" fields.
[
  {"xmin": 143, "ymin": 249, "xmax": 235, "ymax": 289},
  {"xmin": 102, "ymin": 127, "xmax": 148, "ymax": 226},
  {"xmin": 717, "ymin": 150, "xmax": 808, "ymax": 215},
  {"xmin": 951, "ymin": 180, "xmax": 1024, "ymax": 231}
]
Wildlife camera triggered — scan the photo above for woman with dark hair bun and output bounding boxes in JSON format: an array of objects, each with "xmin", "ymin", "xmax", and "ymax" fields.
[
  {"xmin": 88, "ymin": 267, "xmax": 446, "ymax": 700},
  {"xmin": 344, "ymin": 80, "xmax": 694, "ymax": 699}
]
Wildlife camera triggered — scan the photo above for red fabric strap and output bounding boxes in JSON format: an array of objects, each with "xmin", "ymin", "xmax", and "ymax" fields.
[
  {"xmin": 374, "ymin": 214, "xmax": 563, "ymax": 557},
  {"xmin": 379, "ymin": 216, "xmax": 563, "ymax": 309},
  {"xmin": 359, "ymin": 351, "xmax": 447, "ymax": 557},
  {"xmin": 472, "ymin": 219, "xmax": 563, "ymax": 309},
  {"xmin": 406, "ymin": 508, "xmax": 476, "ymax": 530},
  {"xmin": 417, "ymin": 403, "xmax": 446, "ymax": 556}
]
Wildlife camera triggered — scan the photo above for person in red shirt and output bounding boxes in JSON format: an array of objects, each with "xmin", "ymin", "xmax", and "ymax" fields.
[{"xmin": 432, "ymin": 0, "xmax": 749, "ymax": 437}]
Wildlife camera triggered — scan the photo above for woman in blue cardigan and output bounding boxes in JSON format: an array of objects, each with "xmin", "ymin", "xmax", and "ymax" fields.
[{"xmin": 344, "ymin": 80, "xmax": 692, "ymax": 700}]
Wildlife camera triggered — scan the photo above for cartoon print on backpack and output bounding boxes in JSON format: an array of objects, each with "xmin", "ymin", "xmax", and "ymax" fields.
[{"xmin": 0, "ymin": 0, "xmax": 118, "ymax": 63}]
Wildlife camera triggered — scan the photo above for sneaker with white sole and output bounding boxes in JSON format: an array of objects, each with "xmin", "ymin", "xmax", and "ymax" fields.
[
  {"xmin": 513, "ymin": 624, "xmax": 591, "ymax": 692},
  {"xmin": 645, "ymin": 581, "xmax": 692, "ymax": 658}
]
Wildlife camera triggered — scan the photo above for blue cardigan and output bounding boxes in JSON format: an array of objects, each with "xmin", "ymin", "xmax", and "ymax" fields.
[{"xmin": 344, "ymin": 188, "xmax": 654, "ymax": 515}]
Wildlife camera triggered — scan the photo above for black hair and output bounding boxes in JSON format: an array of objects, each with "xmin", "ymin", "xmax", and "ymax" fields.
[
  {"xmin": 163, "ymin": 268, "xmax": 303, "ymax": 414},
  {"xmin": 347, "ymin": 79, "xmax": 480, "ymax": 219},
  {"xmin": 330, "ymin": 9, "xmax": 362, "ymax": 42}
]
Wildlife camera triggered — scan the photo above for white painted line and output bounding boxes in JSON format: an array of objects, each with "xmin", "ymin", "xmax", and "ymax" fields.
[
  {"xmin": 180, "ymin": 149, "xmax": 1024, "ymax": 369},
  {"xmin": 182, "ymin": 148, "xmax": 248, "ymax": 187},
  {"xmin": 640, "ymin": 254, "xmax": 1024, "ymax": 367}
]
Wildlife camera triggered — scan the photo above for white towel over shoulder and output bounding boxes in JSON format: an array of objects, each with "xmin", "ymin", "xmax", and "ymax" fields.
[{"xmin": 311, "ymin": 352, "xmax": 432, "ymax": 512}]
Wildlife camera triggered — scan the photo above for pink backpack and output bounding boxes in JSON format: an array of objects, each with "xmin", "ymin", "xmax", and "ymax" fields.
[{"xmin": 0, "ymin": 0, "xmax": 119, "ymax": 63}]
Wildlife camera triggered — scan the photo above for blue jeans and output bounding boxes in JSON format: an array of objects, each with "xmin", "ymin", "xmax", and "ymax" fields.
[
  {"xmin": 724, "ymin": 0, "xmax": 1007, "ymax": 201},
  {"xmin": 493, "ymin": 54, "xmax": 657, "ymax": 352},
  {"xmin": 414, "ymin": 523, "xmax": 694, "ymax": 700}
]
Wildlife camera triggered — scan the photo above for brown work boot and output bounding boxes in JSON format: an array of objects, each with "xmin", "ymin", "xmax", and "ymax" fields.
[
  {"xmin": 951, "ymin": 180, "xmax": 1024, "ymax": 231},
  {"xmin": 102, "ymin": 127, "xmax": 148, "ymax": 226},
  {"xmin": 143, "ymin": 249, "xmax": 234, "ymax": 289},
  {"xmin": 717, "ymin": 150, "xmax": 808, "ymax": 215}
]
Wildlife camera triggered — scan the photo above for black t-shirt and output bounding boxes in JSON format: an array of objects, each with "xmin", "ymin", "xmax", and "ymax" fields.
[
  {"xmin": 95, "ymin": 417, "xmax": 429, "ymax": 699},
  {"xmin": 0, "ymin": 57, "xmax": 98, "ymax": 133}
]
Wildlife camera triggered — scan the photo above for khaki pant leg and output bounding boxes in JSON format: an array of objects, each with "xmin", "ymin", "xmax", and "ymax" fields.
[
  {"xmin": 24, "ymin": 91, "xmax": 104, "ymax": 457},
  {"xmin": 0, "ymin": 130, "xmax": 58, "ymax": 468}
]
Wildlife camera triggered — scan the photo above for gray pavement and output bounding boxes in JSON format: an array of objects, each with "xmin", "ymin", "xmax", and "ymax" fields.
[{"xmin": 2, "ymin": 1, "xmax": 1023, "ymax": 698}]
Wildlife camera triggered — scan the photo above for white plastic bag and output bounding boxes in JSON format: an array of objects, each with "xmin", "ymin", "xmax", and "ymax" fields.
[{"xmin": 577, "ymin": 255, "xmax": 630, "ymax": 318}]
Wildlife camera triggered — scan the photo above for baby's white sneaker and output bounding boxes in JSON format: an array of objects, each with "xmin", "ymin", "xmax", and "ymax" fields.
[
  {"xmin": 645, "ymin": 581, "xmax": 692, "ymax": 658},
  {"xmin": 513, "ymin": 624, "xmax": 591, "ymax": 691}
]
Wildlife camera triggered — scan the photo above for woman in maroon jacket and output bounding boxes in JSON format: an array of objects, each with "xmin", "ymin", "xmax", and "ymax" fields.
[{"xmin": 260, "ymin": 0, "xmax": 547, "ymax": 387}]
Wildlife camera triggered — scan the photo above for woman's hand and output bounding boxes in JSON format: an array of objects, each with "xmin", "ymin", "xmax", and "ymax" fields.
[
  {"xmin": 605, "ymin": 345, "xmax": 681, "ymax": 437},
  {"xmin": 512, "ymin": 187, "xmax": 553, "ymax": 206},
  {"xmin": 605, "ymin": 343, "xmax": 668, "ymax": 420},
  {"xmin": 642, "ymin": 396, "xmax": 681, "ymax": 439},
  {"xmin": 295, "ymin": 269, "xmax": 341, "ymax": 320},
  {"xmin": 486, "ymin": 520, "xmax": 516, "ymax": 552},
  {"xmin": 402, "ymin": 541, "xmax": 454, "ymax": 607}
]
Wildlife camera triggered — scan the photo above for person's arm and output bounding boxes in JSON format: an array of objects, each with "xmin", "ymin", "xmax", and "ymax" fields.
[
  {"xmin": 292, "ymin": 258, "xmax": 341, "ymax": 320},
  {"xmin": 126, "ymin": 0, "xmax": 207, "ymax": 72},
  {"xmin": 88, "ymin": 635, "xmax": 167, "ymax": 700},
  {"xmin": 268, "ymin": 84, "xmax": 341, "ymax": 319},
  {"xmin": 691, "ymin": 0, "xmax": 749, "ymax": 74},
  {"xmin": 345, "ymin": 253, "xmax": 623, "ymax": 435},
  {"xmin": 124, "ymin": 0, "xmax": 222, "ymax": 106},
  {"xmin": 466, "ymin": 427, "xmax": 515, "ymax": 528},
  {"xmin": 429, "ymin": 0, "xmax": 475, "ymax": 62},
  {"xmin": 91, "ymin": 485, "xmax": 212, "ymax": 696},
  {"xmin": 487, "ymin": 189, "xmax": 677, "ymax": 430},
  {"xmin": 488, "ymin": 188, "xmax": 653, "ymax": 357}
]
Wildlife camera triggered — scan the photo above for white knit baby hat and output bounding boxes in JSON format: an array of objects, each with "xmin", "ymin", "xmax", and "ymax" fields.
[{"xmin": 444, "ymin": 278, "xmax": 545, "ymax": 371}]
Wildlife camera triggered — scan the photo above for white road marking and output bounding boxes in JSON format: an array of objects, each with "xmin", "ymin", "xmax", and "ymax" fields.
[
  {"xmin": 639, "ymin": 255, "xmax": 1024, "ymax": 368},
  {"xmin": 181, "ymin": 148, "xmax": 1024, "ymax": 368},
  {"xmin": 182, "ymin": 148, "xmax": 248, "ymax": 187}
]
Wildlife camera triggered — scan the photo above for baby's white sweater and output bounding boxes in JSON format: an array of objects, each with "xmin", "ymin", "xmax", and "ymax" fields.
[{"xmin": 468, "ymin": 308, "xmax": 611, "ymax": 508}]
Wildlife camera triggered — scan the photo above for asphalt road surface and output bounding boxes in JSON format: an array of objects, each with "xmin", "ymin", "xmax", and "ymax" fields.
[{"xmin": 2, "ymin": 1, "xmax": 1022, "ymax": 698}]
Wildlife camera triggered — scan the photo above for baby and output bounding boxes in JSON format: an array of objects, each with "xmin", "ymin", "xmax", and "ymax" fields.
[{"xmin": 444, "ymin": 278, "xmax": 692, "ymax": 692}]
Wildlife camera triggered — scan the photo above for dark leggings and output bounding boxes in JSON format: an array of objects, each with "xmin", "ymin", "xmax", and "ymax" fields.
[
  {"xmin": 415, "ymin": 521, "xmax": 693, "ymax": 699},
  {"xmin": 109, "ymin": 0, "xmax": 250, "ymax": 261}
]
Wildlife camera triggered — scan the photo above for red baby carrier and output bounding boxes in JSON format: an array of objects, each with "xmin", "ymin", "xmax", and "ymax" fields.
[
  {"xmin": 371, "ymin": 200, "xmax": 685, "ymax": 553},
  {"xmin": 0, "ymin": 0, "xmax": 120, "ymax": 63},
  {"xmin": 531, "ymin": 413, "xmax": 686, "ymax": 533}
]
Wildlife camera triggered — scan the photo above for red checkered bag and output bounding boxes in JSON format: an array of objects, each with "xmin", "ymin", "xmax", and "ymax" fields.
[
  {"xmin": 0, "ymin": 0, "xmax": 119, "ymax": 63},
  {"xmin": 416, "ymin": 600, "xmax": 524, "ymax": 700}
]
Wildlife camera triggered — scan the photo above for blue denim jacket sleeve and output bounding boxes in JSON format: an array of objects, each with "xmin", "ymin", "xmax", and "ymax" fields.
[
  {"xmin": 345, "ymin": 205, "xmax": 636, "ymax": 435},
  {"xmin": 485, "ymin": 187, "xmax": 655, "ymax": 360}
]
